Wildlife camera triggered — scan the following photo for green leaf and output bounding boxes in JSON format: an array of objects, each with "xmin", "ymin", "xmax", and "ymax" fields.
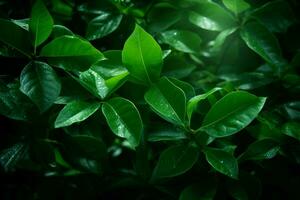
[
  {"xmin": 251, "ymin": 0, "xmax": 296, "ymax": 33},
  {"xmin": 20, "ymin": 61, "xmax": 61, "ymax": 112},
  {"xmin": 40, "ymin": 35, "xmax": 105, "ymax": 71},
  {"xmin": 188, "ymin": 1, "xmax": 236, "ymax": 31},
  {"xmin": 282, "ymin": 122, "xmax": 300, "ymax": 141},
  {"xmin": 147, "ymin": 125, "xmax": 187, "ymax": 142},
  {"xmin": 55, "ymin": 100, "xmax": 101, "ymax": 128},
  {"xmin": 147, "ymin": 2, "xmax": 181, "ymax": 32},
  {"xmin": 152, "ymin": 144, "xmax": 199, "ymax": 178},
  {"xmin": 86, "ymin": 13, "xmax": 122, "ymax": 40},
  {"xmin": 199, "ymin": 91, "xmax": 266, "ymax": 137},
  {"xmin": 29, "ymin": 0, "xmax": 53, "ymax": 48},
  {"xmin": 160, "ymin": 30, "xmax": 202, "ymax": 53},
  {"xmin": 102, "ymin": 97, "xmax": 143, "ymax": 148},
  {"xmin": 144, "ymin": 77, "xmax": 186, "ymax": 126},
  {"xmin": 169, "ymin": 78, "xmax": 195, "ymax": 100},
  {"xmin": 0, "ymin": 82, "xmax": 38, "ymax": 121},
  {"xmin": 179, "ymin": 181, "xmax": 216, "ymax": 200},
  {"xmin": 0, "ymin": 143, "xmax": 28, "ymax": 172},
  {"xmin": 122, "ymin": 24, "xmax": 163, "ymax": 85},
  {"xmin": 238, "ymin": 139, "xmax": 280, "ymax": 162},
  {"xmin": 77, "ymin": 50, "xmax": 128, "ymax": 99},
  {"xmin": 51, "ymin": 25, "xmax": 74, "ymax": 38},
  {"xmin": 240, "ymin": 22, "xmax": 286, "ymax": 71},
  {"xmin": 0, "ymin": 19, "xmax": 31, "ymax": 57},
  {"xmin": 204, "ymin": 147, "xmax": 238, "ymax": 179},
  {"xmin": 162, "ymin": 53, "xmax": 196, "ymax": 79},
  {"xmin": 222, "ymin": 0, "xmax": 250, "ymax": 15},
  {"xmin": 187, "ymin": 87, "xmax": 222, "ymax": 122}
]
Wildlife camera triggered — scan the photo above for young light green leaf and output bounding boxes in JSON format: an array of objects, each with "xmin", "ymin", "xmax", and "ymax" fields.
[
  {"xmin": 40, "ymin": 35, "xmax": 105, "ymax": 71},
  {"xmin": 188, "ymin": 1, "xmax": 236, "ymax": 31},
  {"xmin": 240, "ymin": 22, "xmax": 286, "ymax": 71},
  {"xmin": 86, "ymin": 13, "xmax": 122, "ymax": 41},
  {"xmin": 29, "ymin": 0, "xmax": 53, "ymax": 48},
  {"xmin": 102, "ymin": 97, "xmax": 143, "ymax": 148},
  {"xmin": 20, "ymin": 61, "xmax": 61, "ymax": 112},
  {"xmin": 160, "ymin": 30, "xmax": 202, "ymax": 53},
  {"xmin": 122, "ymin": 24, "xmax": 163, "ymax": 85},
  {"xmin": 204, "ymin": 147, "xmax": 238, "ymax": 179},
  {"xmin": 144, "ymin": 77, "xmax": 186, "ymax": 126},
  {"xmin": 222, "ymin": 0, "xmax": 250, "ymax": 15},
  {"xmin": 199, "ymin": 91, "xmax": 266, "ymax": 137},
  {"xmin": 251, "ymin": 0, "xmax": 296, "ymax": 33},
  {"xmin": 187, "ymin": 87, "xmax": 222, "ymax": 122},
  {"xmin": 152, "ymin": 144, "xmax": 199, "ymax": 179},
  {"xmin": 238, "ymin": 139, "xmax": 280, "ymax": 162},
  {"xmin": 0, "ymin": 19, "xmax": 31, "ymax": 57},
  {"xmin": 55, "ymin": 100, "xmax": 101, "ymax": 128}
]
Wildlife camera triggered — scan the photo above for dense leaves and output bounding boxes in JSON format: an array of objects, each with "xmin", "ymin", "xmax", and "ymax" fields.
[{"xmin": 0, "ymin": 0, "xmax": 300, "ymax": 199}]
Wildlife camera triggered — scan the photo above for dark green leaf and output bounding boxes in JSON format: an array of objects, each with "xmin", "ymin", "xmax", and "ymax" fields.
[
  {"xmin": 282, "ymin": 122, "xmax": 300, "ymax": 141},
  {"xmin": 179, "ymin": 180, "xmax": 216, "ymax": 200},
  {"xmin": 199, "ymin": 91, "xmax": 266, "ymax": 137},
  {"xmin": 29, "ymin": 0, "xmax": 53, "ymax": 48},
  {"xmin": 240, "ymin": 22, "xmax": 286, "ymax": 71},
  {"xmin": 86, "ymin": 13, "xmax": 122, "ymax": 40},
  {"xmin": 102, "ymin": 97, "xmax": 143, "ymax": 148},
  {"xmin": 122, "ymin": 24, "xmax": 163, "ymax": 85},
  {"xmin": 238, "ymin": 139, "xmax": 280, "ymax": 162},
  {"xmin": 0, "ymin": 143, "xmax": 28, "ymax": 172},
  {"xmin": 251, "ymin": 0, "xmax": 296, "ymax": 33},
  {"xmin": 152, "ymin": 144, "xmax": 199, "ymax": 178},
  {"xmin": 40, "ymin": 35, "xmax": 105, "ymax": 71},
  {"xmin": 55, "ymin": 100, "xmax": 101, "ymax": 128},
  {"xmin": 0, "ymin": 19, "xmax": 31, "ymax": 57},
  {"xmin": 20, "ymin": 61, "xmax": 61, "ymax": 112},
  {"xmin": 204, "ymin": 147, "xmax": 238, "ymax": 179},
  {"xmin": 145, "ymin": 77, "xmax": 186, "ymax": 126},
  {"xmin": 160, "ymin": 30, "xmax": 202, "ymax": 53}
]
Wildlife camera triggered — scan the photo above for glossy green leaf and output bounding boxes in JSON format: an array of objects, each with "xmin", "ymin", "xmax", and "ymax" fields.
[
  {"xmin": 55, "ymin": 100, "xmax": 101, "ymax": 128},
  {"xmin": 0, "ymin": 19, "xmax": 31, "ymax": 57},
  {"xmin": 147, "ymin": 125, "xmax": 187, "ymax": 142},
  {"xmin": 187, "ymin": 87, "xmax": 222, "ymax": 122},
  {"xmin": 40, "ymin": 35, "xmax": 105, "ymax": 71},
  {"xmin": 282, "ymin": 122, "xmax": 300, "ymax": 141},
  {"xmin": 20, "ymin": 61, "xmax": 61, "ymax": 112},
  {"xmin": 51, "ymin": 25, "xmax": 74, "ymax": 38},
  {"xmin": 79, "ymin": 66, "xmax": 128, "ymax": 100},
  {"xmin": 199, "ymin": 91, "xmax": 266, "ymax": 137},
  {"xmin": 160, "ymin": 30, "xmax": 202, "ymax": 53},
  {"xmin": 144, "ymin": 77, "xmax": 186, "ymax": 126},
  {"xmin": 240, "ymin": 22, "xmax": 286, "ymax": 70},
  {"xmin": 152, "ymin": 144, "xmax": 199, "ymax": 178},
  {"xmin": 204, "ymin": 147, "xmax": 238, "ymax": 179},
  {"xmin": 86, "ymin": 13, "xmax": 122, "ymax": 40},
  {"xmin": 122, "ymin": 24, "xmax": 163, "ymax": 85},
  {"xmin": 222, "ymin": 0, "xmax": 250, "ymax": 14},
  {"xmin": 102, "ymin": 97, "xmax": 143, "ymax": 148},
  {"xmin": 29, "ymin": 0, "xmax": 53, "ymax": 48},
  {"xmin": 251, "ymin": 0, "xmax": 296, "ymax": 33},
  {"xmin": 238, "ymin": 139, "xmax": 280, "ymax": 162},
  {"xmin": 188, "ymin": 1, "xmax": 236, "ymax": 31}
]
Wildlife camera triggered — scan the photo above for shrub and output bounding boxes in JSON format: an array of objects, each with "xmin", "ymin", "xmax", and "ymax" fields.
[{"xmin": 0, "ymin": 0, "xmax": 300, "ymax": 199}]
